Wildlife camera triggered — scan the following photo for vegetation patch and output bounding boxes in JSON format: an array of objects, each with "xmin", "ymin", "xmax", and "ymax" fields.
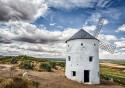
[
  {"xmin": 0, "ymin": 76, "xmax": 40, "ymax": 88},
  {"xmin": 19, "ymin": 60, "xmax": 34, "ymax": 69},
  {"xmin": 39, "ymin": 63, "xmax": 51, "ymax": 72}
]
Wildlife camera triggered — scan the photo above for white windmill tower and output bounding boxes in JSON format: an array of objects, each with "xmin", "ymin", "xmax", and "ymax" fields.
[{"xmin": 65, "ymin": 17, "xmax": 115, "ymax": 84}]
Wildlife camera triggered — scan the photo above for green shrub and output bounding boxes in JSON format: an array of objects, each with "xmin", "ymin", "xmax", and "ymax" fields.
[
  {"xmin": 39, "ymin": 63, "xmax": 51, "ymax": 72},
  {"xmin": 9, "ymin": 59, "xmax": 18, "ymax": 64},
  {"xmin": 19, "ymin": 60, "xmax": 34, "ymax": 69},
  {"xmin": 56, "ymin": 62, "xmax": 65, "ymax": 67},
  {"xmin": 49, "ymin": 62, "xmax": 56, "ymax": 69}
]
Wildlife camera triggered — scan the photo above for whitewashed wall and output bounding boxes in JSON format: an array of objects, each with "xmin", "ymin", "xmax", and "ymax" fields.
[{"xmin": 65, "ymin": 39, "xmax": 100, "ymax": 84}]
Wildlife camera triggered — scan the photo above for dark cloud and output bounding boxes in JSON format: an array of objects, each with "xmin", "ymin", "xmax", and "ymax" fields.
[
  {"xmin": 0, "ymin": 36, "xmax": 11, "ymax": 44},
  {"xmin": 0, "ymin": 0, "xmax": 47, "ymax": 22},
  {"xmin": 13, "ymin": 37, "xmax": 61, "ymax": 44}
]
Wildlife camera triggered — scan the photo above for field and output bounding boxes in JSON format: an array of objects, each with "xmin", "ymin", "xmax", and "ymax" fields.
[
  {"xmin": 100, "ymin": 60, "xmax": 125, "ymax": 86},
  {"xmin": 0, "ymin": 56, "xmax": 124, "ymax": 88}
]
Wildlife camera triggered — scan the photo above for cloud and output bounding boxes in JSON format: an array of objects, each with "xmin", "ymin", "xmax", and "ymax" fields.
[
  {"xmin": 96, "ymin": 0, "xmax": 113, "ymax": 8},
  {"xmin": 50, "ymin": 23, "xmax": 56, "ymax": 26},
  {"xmin": 115, "ymin": 41, "xmax": 125, "ymax": 48},
  {"xmin": 46, "ymin": 0, "xmax": 97, "ymax": 9},
  {"xmin": 121, "ymin": 37, "xmax": 125, "ymax": 41},
  {"xmin": 0, "ymin": 42, "xmax": 66, "ymax": 58},
  {"xmin": 116, "ymin": 24, "xmax": 125, "ymax": 32},
  {"xmin": 84, "ymin": 13, "xmax": 109, "ymax": 26},
  {"xmin": 99, "ymin": 49, "xmax": 125, "ymax": 59},
  {"xmin": 82, "ymin": 25, "xmax": 96, "ymax": 32},
  {"xmin": 104, "ymin": 19, "xmax": 109, "ymax": 25},
  {"xmin": 0, "ymin": 21, "xmax": 78, "ymax": 44},
  {"xmin": 105, "ymin": 35, "xmax": 118, "ymax": 42},
  {"xmin": 45, "ymin": 0, "xmax": 112, "ymax": 9},
  {"xmin": 0, "ymin": 0, "xmax": 48, "ymax": 22}
]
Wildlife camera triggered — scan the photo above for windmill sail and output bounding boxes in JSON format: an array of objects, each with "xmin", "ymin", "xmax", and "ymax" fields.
[
  {"xmin": 99, "ymin": 41, "xmax": 116, "ymax": 54},
  {"xmin": 93, "ymin": 17, "xmax": 104, "ymax": 38}
]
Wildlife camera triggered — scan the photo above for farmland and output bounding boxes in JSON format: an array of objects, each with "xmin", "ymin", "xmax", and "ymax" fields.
[{"xmin": 100, "ymin": 60, "xmax": 125, "ymax": 86}]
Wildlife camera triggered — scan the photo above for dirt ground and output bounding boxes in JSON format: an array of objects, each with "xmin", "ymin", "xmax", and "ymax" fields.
[{"xmin": 0, "ymin": 64, "xmax": 124, "ymax": 88}]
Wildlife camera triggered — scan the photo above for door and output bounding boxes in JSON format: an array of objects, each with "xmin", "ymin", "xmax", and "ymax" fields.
[{"xmin": 84, "ymin": 70, "xmax": 89, "ymax": 82}]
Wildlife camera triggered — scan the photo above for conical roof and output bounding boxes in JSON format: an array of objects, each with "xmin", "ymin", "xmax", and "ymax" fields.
[{"xmin": 66, "ymin": 29, "xmax": 97, "ymax": 42}]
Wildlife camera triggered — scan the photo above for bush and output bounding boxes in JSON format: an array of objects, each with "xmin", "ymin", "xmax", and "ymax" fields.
[
  {"xmin": 9, "ymin": 59, "xmax": 18, "ymax": 64},
  {"xmin": 19, "ymin": 60, "xmax": 34, "ymax": 69},
  {"xmin": 49, "ymin": 62, "xmax": 56, "ymax": 69},
  {"xmin": 56, "ymin": 62, "xmax": 65, "ymax": 68},
  {"xmin": 39, "ymin": 63, "xmax": 51, "ymax": 72}
]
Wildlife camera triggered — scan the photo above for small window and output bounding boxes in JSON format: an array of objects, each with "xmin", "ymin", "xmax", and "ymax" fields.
[
  {"xmin": 81, "ymin": 43, "xmax": 83, "ymax": 46},
  {"xmin": 68, "ymin": 56, "xmax": 71, "ymax": 61},
  {"xmin": 72, "ymin": 71, "xmax": 76, "ymax": 76},
  {"xmin": 98, "ymin": 72, "xmax": 100, "ymax": 77},
  {"xmin": 68, "ymin": 45, "xmax": 69, "ymax": 47},
  {"xmin": 89, "ymin": 56, "xmax": 93, "ymax": 62},
  {"xmin": 94, "ymin": 44, "xmax": 96, "ymax": 46}
]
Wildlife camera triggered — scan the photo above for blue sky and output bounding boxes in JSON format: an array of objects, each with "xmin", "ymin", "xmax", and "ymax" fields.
[{"xmin": 0, "ymin": 0, "xmax": 125, "ymax": 59}]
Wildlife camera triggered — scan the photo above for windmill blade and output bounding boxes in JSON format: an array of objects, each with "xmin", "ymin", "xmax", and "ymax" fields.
[
  {"xmin": 99, "ymin": 41, "xmax": 116, "ymax": 54},
  {"xmin": 93, "ymin": 17, "xmax": 105, "ymax": 38}
]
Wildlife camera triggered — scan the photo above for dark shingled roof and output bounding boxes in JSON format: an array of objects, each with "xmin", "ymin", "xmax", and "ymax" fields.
[{"xmin": 66, "ymin": 29, "xmax": 97, "ymax": 42}]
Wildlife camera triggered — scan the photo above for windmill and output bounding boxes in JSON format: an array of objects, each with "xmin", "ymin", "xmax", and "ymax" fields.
[
  {"xmin": 65, "ymin": 17, "xmax": 116, "ymax": 84},
  {"xmin": 93, "ymin": 17, "xmax": 116, "ymax": 54}
]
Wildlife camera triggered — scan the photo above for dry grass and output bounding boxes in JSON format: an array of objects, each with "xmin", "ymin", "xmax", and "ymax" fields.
[{"xmin": 0, "ymin": 76, "xmax": 40, "ymax": 88}]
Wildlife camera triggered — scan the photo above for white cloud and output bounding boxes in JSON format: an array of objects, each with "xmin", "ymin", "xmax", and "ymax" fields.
[
  {"xmin": 99, "ymin": 49, "xmax": 125, "ymax": 59},
  {"xmin": 116, "ymin": 24, "xmax": 125, "ymax": 32},
  {"xmin": 120, "ymin": 48, "xmax": 125, "ymax": 51},
  {"xmin": 45, "ymin": 0, "xmax": 97, "ymax": 9},
  {"xmin": 50, "ymin": 23, "xmax": 56, "ymax": 26},
  {"xmin": 82, "ymin": 25, "xmax": 96, "ymax": 32},
  {"xmin": 84, "ymin": 13, "xmax": 108, "ymax": 26},
  {"xmin": 121, "ymin": 37, "xmax": 125, "ymax": 41},
  {"xmin": 97, "ymin": 0, "xmax": 111, "ymax": 8},
  {"xmin": 45, "ymin": 0, "xmax": 112, "ymax": 9},
  {"xmin": 104, "ymin": 19, "xmax": 109, "ymax": 25},
  {"xmin": 105, "ymin": 35, "xmax": 118, "ymax": 42},
  {"xmin": 115, "ymin": 41, "xmax": 125, "ymax": 48}
]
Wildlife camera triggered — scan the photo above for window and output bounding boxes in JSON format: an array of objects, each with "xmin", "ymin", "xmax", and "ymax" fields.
[
  {"xmin": 81, "ymin": 43, "xmax": 83, "ymax": 46},
  {"xmin": 94, "ymin": 44, "xmax": 96, "ymax": 46},
  {"xmin": 72, "ymin": 71, "xmax": 76, "ymax": 76},
  {"xmin": 68, "ymin": 45, "xmax": 69, "ymax": 47},
  {"xmin": 89, "ymin": 56, "xmax": 93, "ymax": 62},
  {"xmin": 68, "ymin": 56, "xmax": 71, "ymax": 61},
  {"xmin": 98, "ymin": 72, "xmax": 100, "ymax": 77}
]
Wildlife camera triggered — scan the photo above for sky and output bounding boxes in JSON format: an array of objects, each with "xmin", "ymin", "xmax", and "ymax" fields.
[{"xmin": 0, "ymin": 0, "xmax": 125, "ymax": 59}]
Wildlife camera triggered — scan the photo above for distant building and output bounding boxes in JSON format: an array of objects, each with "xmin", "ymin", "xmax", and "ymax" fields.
[{"xmin": 65, "ymin": 29, "xmax": 100, "ymax": 84}]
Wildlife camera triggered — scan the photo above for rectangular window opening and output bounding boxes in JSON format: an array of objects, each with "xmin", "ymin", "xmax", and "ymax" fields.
[
  {"xmin": 68, "ymin": 56, "xmax": 71, "ymax": 61},
  {"xmin": 72, "ymin": 71, "xmax": 76, "ymax": 76},
  {"xmin": 98, "ymin": 72, "xmax": 100, "ymax": 77},
  {"xmin": 89, "ymin": 56, "xmax": 93, "ymax": 62}
]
